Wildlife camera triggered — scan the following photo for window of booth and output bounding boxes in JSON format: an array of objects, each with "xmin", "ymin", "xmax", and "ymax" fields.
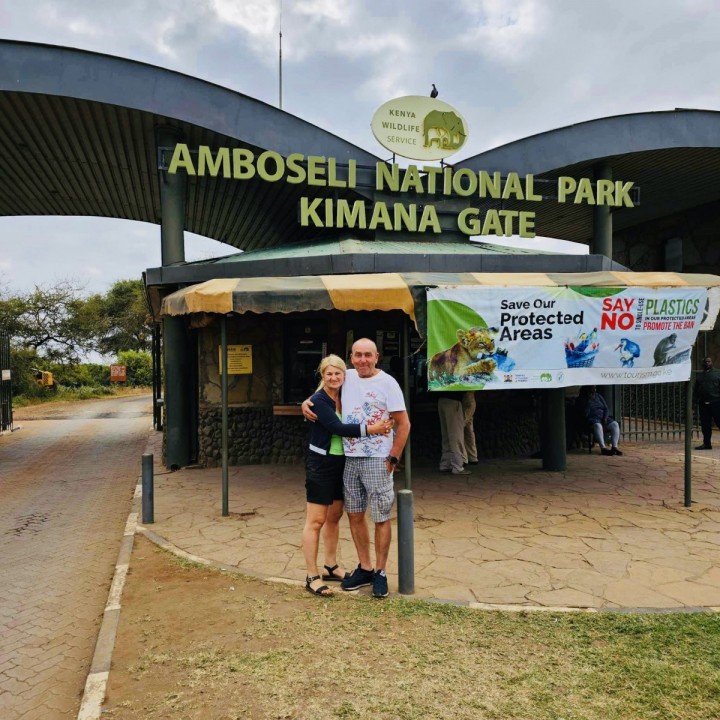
[
  {"xmin": 283, "ymin": 319, "xmax": 328, "ymax": 403},
  {"xmin": 280, "ymin": 311, "xmax": 427, "ymax": 407}
]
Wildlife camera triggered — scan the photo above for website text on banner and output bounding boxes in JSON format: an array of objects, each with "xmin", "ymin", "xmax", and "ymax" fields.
[{"xmin": 426, "ymin": 286, "xmax": 708, "ymax": 391}]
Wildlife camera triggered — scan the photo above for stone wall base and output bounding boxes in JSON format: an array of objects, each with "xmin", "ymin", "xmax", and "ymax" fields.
[{"xmin": 197, "ymin": 393, "xmax": 540, "ymax": 467}]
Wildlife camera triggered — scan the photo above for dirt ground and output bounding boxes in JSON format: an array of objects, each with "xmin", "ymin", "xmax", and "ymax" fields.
[
  {"xmin": 102, "ymin": 536, "xmax": 720, "ymax": 720},
  {"xmin": 12, "ymin": 387, "xmax": 151, "ymax": 418}
]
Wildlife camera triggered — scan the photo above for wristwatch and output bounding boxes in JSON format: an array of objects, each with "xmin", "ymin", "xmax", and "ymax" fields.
[{"xmin": 387, "ymin": 455, "xmax": 399, "ymax": 465}]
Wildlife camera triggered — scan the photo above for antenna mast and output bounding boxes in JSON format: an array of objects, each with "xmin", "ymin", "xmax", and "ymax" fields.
[{"xmin": 278, "ymin": 0, "xmax": 283, "ymax": 110}]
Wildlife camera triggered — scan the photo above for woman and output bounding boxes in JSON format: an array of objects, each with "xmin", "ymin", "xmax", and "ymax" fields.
[{"xmin": 302, "ymin": 354, "xmax": 391, "ymax": 596}]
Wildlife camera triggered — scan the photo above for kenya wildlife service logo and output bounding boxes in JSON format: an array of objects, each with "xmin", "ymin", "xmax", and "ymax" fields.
[{"xmin": 371, "ymin": 95, "xmax": 469, "ymax": 162}]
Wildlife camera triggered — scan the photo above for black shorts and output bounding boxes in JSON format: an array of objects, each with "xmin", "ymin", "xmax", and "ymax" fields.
[{"xmin": 305, "ymin": 452, "xmax": 345, "ymax": 505}]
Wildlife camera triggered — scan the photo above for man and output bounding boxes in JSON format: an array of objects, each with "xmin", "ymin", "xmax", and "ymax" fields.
[
  {"xmin": 302, "ymin": 338, "xmax": 410, "ymax": 598},
  {"xmin": 462, "ymin": 391, "xmax": 478, "ymax": 466},
  {"xmin": 437, "ymin": 392, "xmax": 471, "ymax": 475},
  {"xmin": 694, "ymin": 356, "xmax": 720, "ymax": 450}
]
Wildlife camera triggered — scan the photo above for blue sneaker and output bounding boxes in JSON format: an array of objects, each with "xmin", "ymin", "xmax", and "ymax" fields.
[
  {"xmin": 341, "ymin": 564, "xmax": 374, "ymax": 591},
  {"xmin": 372, "ymin": 570, "xmax": 388, "ymax": 598}
]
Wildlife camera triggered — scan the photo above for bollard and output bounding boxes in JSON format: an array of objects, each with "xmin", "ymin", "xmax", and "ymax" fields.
[
  {"xmin": 141, "ymin": 453, "xmax": 154, "ymax": 524},
  {"xmin": 397, "ymin": 489, "xmax": 415, "ymax": 594}
]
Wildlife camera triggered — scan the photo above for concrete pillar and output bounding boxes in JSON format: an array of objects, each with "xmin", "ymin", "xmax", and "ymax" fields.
[
  {"xmin": 592, "ymin": 162, "xmax": 621, "ymax": 420},
  {"xmin": 592, "ymin": 162, "xmax": 613, "ymax": 259},
  {"xmin": 540, "ymin": 388, "xmax": 566, "ymax": 471},
  {"xmin": 163, "ymin": 316, "xmax": 191, "ymax": 469},
  {"xmin": 156, "ymin": 126, "xmax": 186, "ymax": 265},
  {"xmin": 156, "ymin": 125, "xmax": 190, "ymax": 468}
]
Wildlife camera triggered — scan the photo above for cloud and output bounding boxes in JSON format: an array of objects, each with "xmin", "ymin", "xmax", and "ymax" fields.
[
  {"xmin": 4, "ymin": 2, "xmax": 720, "ymax": 291},
  {"xmin": 210, "ymin": 0, "xmax": 278, "ymax": 38},
  {"xmin": 458, "ymin": 0, "xmax": 547, "ymax": 62},
  {"xmin": 296, "ymin": 0, "xmax": 351, "ymax": 24}
]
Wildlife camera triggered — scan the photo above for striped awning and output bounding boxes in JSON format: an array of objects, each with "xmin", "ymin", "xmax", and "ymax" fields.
[{"xmin": 161, "ymin": 271, "xmax": 720, "ymax": 332}]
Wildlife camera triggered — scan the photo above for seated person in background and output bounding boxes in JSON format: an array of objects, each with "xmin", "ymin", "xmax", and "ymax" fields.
[{"xmin": 577, "ymin": 385, "xmax": 623, "ymax": 456}]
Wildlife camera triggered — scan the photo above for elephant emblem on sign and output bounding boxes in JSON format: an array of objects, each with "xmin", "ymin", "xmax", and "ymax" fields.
[{"xmin": 423, "ymin": 110, "xmax": 466, "ymax": 150}]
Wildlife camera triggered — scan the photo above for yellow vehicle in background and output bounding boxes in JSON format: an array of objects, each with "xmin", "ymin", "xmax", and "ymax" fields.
[{"xmin": 32, "ymin": 368, "xmax": 54, "ymax": 388}]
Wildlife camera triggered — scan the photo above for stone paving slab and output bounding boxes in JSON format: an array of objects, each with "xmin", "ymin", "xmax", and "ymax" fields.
[{"xmin": 144, "ymin": 439, "xmax": 720, "ymax": 610}]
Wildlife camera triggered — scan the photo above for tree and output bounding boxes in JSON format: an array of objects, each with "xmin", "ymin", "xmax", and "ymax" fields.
[
  {"xmin": 0, "ymin": 281, "xmax": 97, "ymax": 362},
  {"xmin": 0, "ymin": 278, "xmax": 152, "ymax": 360},
  {"xmin": 97, "ymin": 279, "xmax": 152, "ymax": 355}
]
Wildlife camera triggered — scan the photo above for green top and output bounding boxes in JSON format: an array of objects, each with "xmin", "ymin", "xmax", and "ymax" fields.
[{"xmin": 329, "ymin": 412, "xmax": 344, "ymax": 455}]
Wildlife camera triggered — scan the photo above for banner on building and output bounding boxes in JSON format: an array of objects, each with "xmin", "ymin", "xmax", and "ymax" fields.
[{"xmin": 427, "ymin": 286, "xmax": 709, "ymax": 390}]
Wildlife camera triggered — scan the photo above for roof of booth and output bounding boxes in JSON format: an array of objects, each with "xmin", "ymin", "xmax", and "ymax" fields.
[
  {"xmin": 145, "ymin": 238, "xmax": 587, "ymax": 285},
  {"xmin": 160, "ymin": 271, "xmax": 720, "ymax": 333}
]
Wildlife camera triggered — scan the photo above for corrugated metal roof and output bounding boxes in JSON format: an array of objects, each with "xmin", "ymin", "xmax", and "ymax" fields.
[
  {"xmin": 0, "ymin": 91, "xmax": 365, "ymax": 252},
  {"xmin": 3, "ymin": 42, "xmax": 720, "ymax": 255}
]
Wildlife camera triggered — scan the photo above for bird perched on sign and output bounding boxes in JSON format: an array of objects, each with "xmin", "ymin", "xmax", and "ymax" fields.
[{"xmin": 430, "ymin": 84, "xmax": 438, "ymax": 98}]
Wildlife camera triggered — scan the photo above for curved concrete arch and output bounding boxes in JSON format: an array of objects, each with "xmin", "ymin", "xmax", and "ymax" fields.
[
  {"xmin": 0, "ymin": 40, "xmax": 382, "ymax": 251},
  {"xmin": 0, "ymin": 39, "xmax": 379, "ymax": 165},
  {"xmin": 456, "ymin": 110, "xmax": 720, "ymax": 175}
]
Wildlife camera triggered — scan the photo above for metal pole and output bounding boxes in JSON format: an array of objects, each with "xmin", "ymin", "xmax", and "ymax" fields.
[
  {"xmin": 397, "ymin": 319, "xmax": 415, "ymax": 594},
  {"xmin": 397, "ymin": 490, "xmax": 415, "ymax": 594},
  {"xmin": 684, "ymin": 378, "xmax": 693, "ymax": 507},
  {"xmin": 152, "ymin": 324, "xmax": 162, "ymax": 431},
  {"xmin": 221, "ymin": 316, "xmax": 229, "ymax": 516},
  {"xmin": 402, "ymin": 320, "xmax": 412, "ymax": 490},
  {"xmin": 141, "ymin": 454, "xmax": 154, "ymax": 524}
]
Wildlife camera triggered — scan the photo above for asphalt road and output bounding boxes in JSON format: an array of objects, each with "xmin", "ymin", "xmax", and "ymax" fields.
[{"xmin": 0, "ymin": 394, "xmax": 153, "ymax": 720}]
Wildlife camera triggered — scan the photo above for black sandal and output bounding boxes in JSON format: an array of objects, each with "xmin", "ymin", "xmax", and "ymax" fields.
[
  {"xmin": 322, "ymin": 564, "xmax": 350, "ymax": 582},
  {"xmin": 305, "ymin": 575, "xmax": 333, "ymax": 596}
]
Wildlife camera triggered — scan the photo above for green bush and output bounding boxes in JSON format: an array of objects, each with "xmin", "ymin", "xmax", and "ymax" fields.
[
  {"xmin": 116, "ymin": 350, "xmax": 152, "ymax": 387},
  {"xmin": 49, "ymin": 362, "xmax": 110, "ymax": 388},
  {"xmin": 56, "ymin": 385, "xmax": 115, "ymax": 400}
]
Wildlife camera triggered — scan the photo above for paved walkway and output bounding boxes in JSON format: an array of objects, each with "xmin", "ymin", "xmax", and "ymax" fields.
[
  {"xmin": 143, "ymin": 436, "xmax": 720, "ymax": 610},
  {"xmin": 0, "ymin": 395, "xmax": 152, "ymax": 720}
]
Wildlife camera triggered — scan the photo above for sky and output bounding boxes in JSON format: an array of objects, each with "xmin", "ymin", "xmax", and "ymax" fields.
[{"xmin": 2, "ymin": 0, "xmax": 720, "ymax": 294}]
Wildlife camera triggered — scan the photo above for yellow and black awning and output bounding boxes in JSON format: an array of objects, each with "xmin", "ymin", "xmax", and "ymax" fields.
[{"xmin": 161, "ymin": 271, "xmax": 720, "ymax": 332}]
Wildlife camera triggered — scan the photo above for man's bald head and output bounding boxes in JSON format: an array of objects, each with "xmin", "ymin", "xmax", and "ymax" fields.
[{"xmin": 351, "ymin": 338, "xmax": 380, "ymax": 378}]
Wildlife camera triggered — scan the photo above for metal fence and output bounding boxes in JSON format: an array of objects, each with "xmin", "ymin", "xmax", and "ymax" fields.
[
  {"xmin": 619, "ymin": 381, "xmax": 699, "ymax": 442},
  {"xmin": 0, "ymin": 332, "xmax": 12, "ymax": 432}
]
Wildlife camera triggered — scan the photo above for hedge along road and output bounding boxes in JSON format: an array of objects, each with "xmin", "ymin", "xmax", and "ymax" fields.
[{"xmin": 0, "ymin": 394, "xmax": 152, "ymax": 720}]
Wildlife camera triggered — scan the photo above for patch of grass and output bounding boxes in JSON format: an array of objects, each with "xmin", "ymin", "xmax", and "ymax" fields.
[
  {"xmin": 168, "ymin": 553, "xmax": 211, "ymax": 572},
  {"xmin": 109, "ymin": 541, "xmax": 720, "ymax": 720},
  {"xmin": 128, "ymin": 598, "xmax": 720, "ymax": 719},
  {"xmin": 13, "ymin": 384, "xmax": 149, "ymax": 407}
]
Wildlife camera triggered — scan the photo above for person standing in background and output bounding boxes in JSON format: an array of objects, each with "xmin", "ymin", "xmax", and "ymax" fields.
[
  {"xmin": 461, "ymin": 391, "xmax": 478, "ymax": 466},
  {"xmin": 694, "ymin": 356, "xmax": 720, "ymax": 450},
  {"xmin": 437, "ymin": 392, "xmax": 471, "ymax": 475}
]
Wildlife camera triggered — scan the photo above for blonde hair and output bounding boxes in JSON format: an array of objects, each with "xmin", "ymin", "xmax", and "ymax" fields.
[{"xmin": 316, "ymin": 354, "xmax": 347, "ymax": 391}]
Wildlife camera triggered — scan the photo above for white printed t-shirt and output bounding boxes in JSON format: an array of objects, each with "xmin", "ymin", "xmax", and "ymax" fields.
[{"xmin": 341, "ymin": 369, "xmax": 406, "ymax": 457}]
